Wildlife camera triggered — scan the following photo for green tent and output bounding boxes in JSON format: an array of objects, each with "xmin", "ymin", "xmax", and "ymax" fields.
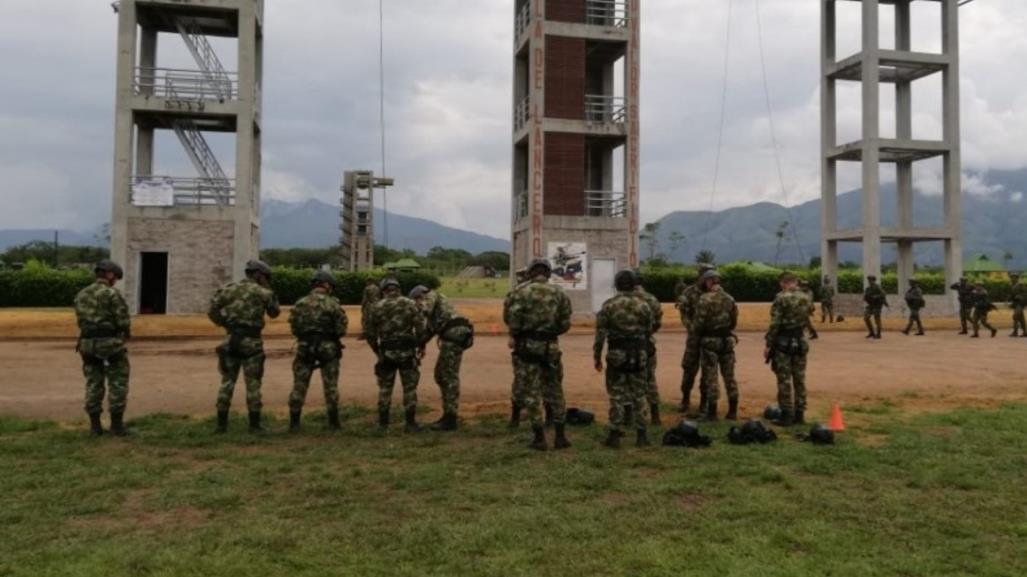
[
  {"xmin": 384, "ymin": 258, "xmax": 422, "ymax": 273},
  {"xmin": 963, "ymin": 254, "xmax": 1004, "ymax": 274}
]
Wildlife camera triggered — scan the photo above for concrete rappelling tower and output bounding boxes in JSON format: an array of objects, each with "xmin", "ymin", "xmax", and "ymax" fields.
[
  {"xmin": 821, "ymin": 0, "xmax": 962, "ymax": 302},
  {"xmin": 109, "ymin": 0, "xmax": 264, "ymax": 314},
  {"xmin": 511, "ymin": 0, "xmax": 641, "ymax": 313}
]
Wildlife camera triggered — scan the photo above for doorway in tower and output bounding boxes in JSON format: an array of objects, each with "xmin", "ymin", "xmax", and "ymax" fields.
[{"xmin": 138, "ymin": 251, "xmax": 169, "ymax": 315}]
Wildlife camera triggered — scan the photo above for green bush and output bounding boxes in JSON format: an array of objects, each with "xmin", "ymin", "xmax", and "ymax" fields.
[{"xmin": 271, "ymin": 268, "xmax": 441, "ymax": 306}]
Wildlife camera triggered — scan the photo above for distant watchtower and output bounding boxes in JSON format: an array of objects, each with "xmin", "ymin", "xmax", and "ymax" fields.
[
  {"xmin": 109, "ymin": 0, "xmax": 264, "ymax": 314},
  {"xmin": 511, "ymin": 0, "xmax": 641, "ymax": 313},
  {"xmin": 821, "ymin": 0, "xmax": 962, "ymax": 299},
  {"xmin": 339, "ymin": 170, "xmax": 393, "ymax": 272}
]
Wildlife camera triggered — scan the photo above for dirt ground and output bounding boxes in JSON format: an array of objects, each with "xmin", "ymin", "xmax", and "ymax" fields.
[{"xmin": 2, "ymin": 321, "xmax": 1025, "ymax": 422}]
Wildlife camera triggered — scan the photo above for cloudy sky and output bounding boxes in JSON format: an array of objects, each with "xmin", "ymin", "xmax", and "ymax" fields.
[{"xmin": 1, "ymin": 0, "xmax": 1024, "ymax": 239}]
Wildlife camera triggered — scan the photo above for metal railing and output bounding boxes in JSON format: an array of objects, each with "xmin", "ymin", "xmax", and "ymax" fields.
[
  {"xmin": 586, "ymin": 190, "xmax": 627, "ymax": 218},
  {"xmin": 130, "ymin": 176, "xmax": 236, "ymax": 207},
  {"xmin": 514, "ymin": 95, "xmax": 531, "ymax": 131},
  {"xmin": 587, "ymin": 0, "xmax": 629, "ymax": 28},
  {"xmin": 585, "ymin": 94, "xmax": 627, "ymax": 124},
  {"xmin": 175, "ymin": 18, "xmax": 234, "ymax": 101},
  {"xmin": 514, "ymin": 183, "xmax": 529, "ymax": 220},
  {"xmin": 134, "ymin": 67, "xmax": 238, "ymax": 101},
  {"xmin": 515, "ymin": 1, "xmax": 532, "ymax": 39}
]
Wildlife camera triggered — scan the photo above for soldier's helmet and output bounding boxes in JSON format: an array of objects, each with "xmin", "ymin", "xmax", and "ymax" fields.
[
  {"xmin": 697, "ymin": 263, "xmax": 715, "ymax": 274},
  {"xmin": 380, "ymin": 277, "xmax": 401, "ymax": 291},
  {"xmin": 614, "ymin": 270, "xmax": 636, "ymax": 291},
  {"xmin": 779, "ymin": 271, "xmax": 797, "ymax": 283},
  {"xmin": 701, "ymin": 269, "xmax": 721, "ymax": 283},
  {"xmin": 909, "ymin": 279, "xmax": 919, "ymax": 286},
  {"xmin": 528, "ymin": 258, "xmax": 552, "ymax": 276},
  {"xmin": 959, "ymin": 276, "xmax": 968, "ymax": 283},
  {"xmin": 867, "ymin": 274, "xmax": 878, "ymax": 281},
  {"xmin": 809, "ymin": 424, "xmax": 835, "ymax": 445},
  {"xmin": 310, "ymin": 270, "xmax": 336, "ymax": 288},
  {"xmin": 408, "ymin": 285, "xmax": 430, "ymax": 299},
  {"xmin": 763, "ymin": 405, "xmax": 782, "ymax": 421},
  {"xmin": 245, "ymin": 259, "xmax": 273, "ymax": 278},
  {"xmin": 823, "ymin": 275, "xmax": 831, "ymax": 282},
  {"xmin": 94, "ymin": 259, "xmax": 124, "ymax": 280}
]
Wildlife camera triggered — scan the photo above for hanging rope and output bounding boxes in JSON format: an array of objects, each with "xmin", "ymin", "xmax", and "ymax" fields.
[
  {"xmin": 701, "ymin": 0, "xmax": 733, "ymax": 252},
  {"xmin": 378, "ymin": 0, "xmax": 389, "ymax": 247}
]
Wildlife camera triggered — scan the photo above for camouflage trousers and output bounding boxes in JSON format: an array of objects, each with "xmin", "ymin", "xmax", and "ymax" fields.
[
  {"xmin": 645, "ymin": 339, "xmax": 660, "ymax": 409},
  {"xmin": 80, "ymin": 337, "xmax": 130, "ymax": 414},
  {"xmin": 680, "ymin": 333, "xmax": 701, "ymax": 401},
  {"xmin": 1012, "ymin": 305, "xmax": 1026, "ymax": 334},
  {"xmin": 377, "ymin": 355, "xmax": 420, "ymax": 413},
  {"xmin": 972, "ymin": 310, "xmax": 995, "ymax": 335},
  {"xmin": 510, "ymin": 353, "xmax": 527, "ymax": 408},
  {"xmin": 904, "ymin": 309, "xmax": 924, "ymax": 334},
  {"xmin": 520, "ymin": 348, "xmax": 566, "ymax": 428},
  {"xmin": 606, "ymin": 366, "xmax": 648, "ymax": 433},
  {"xmin": 216, "ymin": 336, "xmax": 266, "ymax": 412},
  {"xmin": 433, "ymin": 341, "xmax": 464, "ymax": 415},
  {"xmin": 289, "ymin": 340, "xmax": 343, "ymax": 411},
  {"xmin": 699, "ymin": 336, "xmax": 738, "ymax": 406},
  {"xmin": 821, "ymin": 301, "xmax": 834, "ymax": 323},
  {"xmin": 864, "ymin": 308, "xmax": 883, "ymax": 335},
  {"xmin": 771, "ymin": 337, "xmax": 808, "ymax": 415},
  {"xmin": 958, "ymin": 305, "xmax": 972, "ymax": 332}
]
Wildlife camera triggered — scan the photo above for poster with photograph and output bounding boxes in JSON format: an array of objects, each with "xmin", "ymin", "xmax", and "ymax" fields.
[
  {"xmin": 131, "ymin": 177, "xmax": 175, "ymax": 207},
  {"xmin": 547, "ymin": 242, "xmax": 587, "ymax": 290}
]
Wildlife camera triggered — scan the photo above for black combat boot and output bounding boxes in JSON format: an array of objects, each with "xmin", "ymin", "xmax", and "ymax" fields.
[
  {"xmin": 603, "ymin": 430, "xmax": 622, "ymax": 448},
  {"xmin": 809, "ymin": 330, "xmax": 819, "ymax": 340},
  {"xmin": 248, "ymin": 411, "xmax": 264, "ymax": 433},
  {"xmin": 636, "ymin": 428, "xmax": 651, "ymax": 448},
  {"xmin": 794, "ymin": 408, "xmax": 806, "ymax": 425},
  {"xmin": 553, "ymin": 423, "xmax": 571, "ymax": 450},
  {"xmin": 678, "ymin": 397, "xmax": 690, "ymax": 414},
  {"xmin": 703, "ymin": 401, "xmax": 718, "ymax": 422},
  {"xmin": 404, "ymin": 407, "xmax": 423, "ymax": 433},
  {"xmin": 529, "ymin": 426, "xmax": 548, "ymax": 451},
  {"xmin": 110, "ymin": 412, "xmax": 131, "ymax": 437},
  {"xmin": 431, "ymin": 412, "xmax": 459, "ymax": 432},
  {"xmin": 88, "ymin": 412, "xmax": 104, "ymax": 437},
  {"xmin": 378, "ymin": 408, "xmax": 390, "ymax": 430},
  {"xmin": 289, "ymin": 409, "xmax": 302, "ymax": 433},
  {"xmin": 326, "ymin": 405, "xmax": 341, "ymax": 431},
  {"xmin": 991, "ymin": 327, "xmax": 998, "ymax": 338},
  {"xmin": 695, "ymin": 391, "xmax": 708, "ymax": 418},
  {"xmin": 725, "ymin": 399, "xmax": 738, "ymax": 421},
  {"xmin": 215, "ymin": 410, "xmax": 229, "ymax": 434},
  {"xmin": 1010, "ymin": 330, "xmax": 1019, "ymax": 337},
  {"xmin": 650, "ymin": 404, "xmax": 662, "ymax": 427},
  {"xmin": 508, "ymin": 403, "xmax": 522, "ymax": 429},
  {"xmin": 772, "ymin": 411, "xmax": 794, "ymax": 427}
]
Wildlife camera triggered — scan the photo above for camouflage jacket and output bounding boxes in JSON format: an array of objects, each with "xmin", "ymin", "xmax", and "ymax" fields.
[
  {"xmin": 801, "ymin": 288, "xmax": 817, "ymax": 315},
  {"xmin": 820, "ymin": 283, "xmax": 836, "ymax": 303},
  {"xmin": 676, "ymin": 283, "xmax": 704, "ymax": 330},
  {"xmin": 502, "ymin": 280, "xmax": 531, "ymax": 326},
  {"xmin": 636, "ymin": 287, "xmax": 663, "ymax": 333},
  {"xmin": 289, "ymin": 290, "xmax": 348, "ymax": 340},
  {"xmin": 950, "ymin": 282, "xmax": 975, "ymax": 306},
  {"xmin": 766, "ymin": 288, "xmax": 811, "ymax": 345},
  {"xmin": 420, "ymin": 290, "xmax": 472, "ymax": 347},
  {"xmin": 1009, "ymin": 282, "xmax": 1026, "ymax": 307},
  {"xmin": 692, "ymin": 288, "xmax": 738, "ymax": 337},
  {"xmin": 366, "ymin": 294, "xmax": 427, "ymax": 352},
  {"xmin": 506, "ymin": 277, "xmax": 572, "ymax": 339},
  {"xmin": 973, "ymin": 288, "xmax": 995, "ymax": 313},
  {"xmin": 863, "ymin": 284, "xmax": 888, "ymax": 310},
  {"xmin": 208, "ymin": 278, "xmax": 281, "ymax": 332},
  {"xmin": 594, "ymin": 291, "xmax": 653, "ymax": 365},
  {"xmin": 74, "ymin": 280, "xmax": 131, "ymax": 338},
  {"xmin": 362, "ymin": 284, "xmax": 382, "ymax": 314},
  {"xmin": 905, "ymin": 287, "xmax": 926, "ymax": 310}
]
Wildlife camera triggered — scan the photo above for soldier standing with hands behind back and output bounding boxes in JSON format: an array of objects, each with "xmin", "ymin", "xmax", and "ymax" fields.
[
  {"xmin": 765, "ymin": 272, "xmax": 812, "ymax": 427},
  {"xmin": 692, "ymin": 270, "xmax": 740, "ymax": 421},
  {"xmin": 74, "ymin": 260, "xmax": 132, "ymax": 437},
  {"xmin": 208, "ymin": 260, "xmax": 280, "ymax": 433},
  {"xmin": 820, "ymin": 275, "xmax": 836, "ymax": 323},
  {"xmin": 366, "ymin": 278, "xmax": 428, "ymax": 432},
  {"xmin": 634, "ymin": 270, "xmax": 664, "ymax": 426},
  {"xmin": 676, "ymin": 264, "xmax": 713, "ymax": 415},
  {"xmin": 288, "ymin": 270, "xmax": 348, "ymax": 432}
]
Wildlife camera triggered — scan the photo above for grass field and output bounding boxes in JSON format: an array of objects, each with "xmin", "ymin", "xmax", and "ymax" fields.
[
  {"xmin": 439, "ymin": 277, "xmax": 508, "ymax": 299},
  {"xmin": 1, "ymin": 404, "xmax": 1025, "ymax": 577}
]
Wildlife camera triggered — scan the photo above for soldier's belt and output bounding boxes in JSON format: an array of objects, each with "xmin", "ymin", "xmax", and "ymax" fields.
[
  {"xmin": 515, "ymin": 331, "xmax": 558, "ymax": 343},
  {"xmin": 607, "ymin": 336, "xmax": 646, "ymax": 349},
  {"xmin": 775, "ymin": 328, "xmax": 804, "ymax": 339},
  {"xmin": 80, "ymin": 329, "xmax": 119, "ymax": 339},
  {"xmin": 297, "ymin": 331, "xmax": 336, "ymax": 341},
  {"xmin": 227, "ymin": 327, "xmax": 262, "ymax": 338},
  {"xmin": 380, "ymin": 337, "xmax": 417, "ymax": 351},
  {"xmin": 699, "ymin": 329, "xmax": 734, "ymax": 339}
]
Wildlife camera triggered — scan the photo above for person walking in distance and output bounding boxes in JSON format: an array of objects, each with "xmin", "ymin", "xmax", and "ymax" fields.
[
  {"xmin": 971, "ymin": 282, "xmax": 998, "ymax": 338},
  {"xmin": 1008, "ymin": 273, "xmax": 1026, "ymax": 337},
  {"xmin": 950, "ymin": 277, "xmax": 975, "ymax": 335},
  {"xmin": 863, "ymin": 275, "xmax": 888, "ymax": 339},
  {"xmin": 901, "ymin": 279, "xmax": 926, "ymax": 336},
  {"xmin": 820, "ymin": 275, "xmax": 836, "ymax": 323}
]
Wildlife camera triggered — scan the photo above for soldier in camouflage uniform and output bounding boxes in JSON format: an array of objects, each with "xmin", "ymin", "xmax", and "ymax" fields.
[
  {"xmin": 692, "ymin": 270, "xmax": 740, "ymax": 421},
  {"xmin": 764, "ymin": 271, "xmax": 812, "ymax": 426},
  {"xmin": 411, "ymin": 285, "xmax": 474, "ymax": 431},
  {"xmin": 634, "ymin": 270, "xmax": 663, "ymax": 426},
  {"xmin": 820, "ymin": 275, "xmax": 836, "ymax": 323},
  {"xmin": 507, "ymin": 259, "xmax": 573, "ymax": 451},
  {"xmin": 799, "ymin": 279, "xmax": 819, "ymax": 340},
  {"xmin": 863, "ymin": 275, "xmax": 888, "ymax": 339},
  {"xmin": 901, "ymin": 279, "xmax": 926, "ymax": 336},
  {"xmin": 971, "ymin": 282, "xmax": 998, "ymax": 338},
  {"xmin": 74, "ymin": 260, "xmax": 132, "ymax": 437},
  {"xmin": 1008, "ymin": 273, "xmax": 1026, "ymax": 337},
  {"xmin": 288, "ymin": 270, "xmax": 348, "ymax": 432},
  {"xmin": 209, "ymin": 260, "xmax": 281, "ymax": 433},
  {"xmin": 950, "ymin": 277, "xmax": 975, "ymax": 335},
  {"xmin": 595, "ymin": 270, "xmax": 654, "ymax": 448},
  {"xmin": 504, "ymin": 268, "xmax": 531, "ymax": 428},
  {"xmin": 360, "ymin": 278, "xmax": 382, "ymax": 340},
  {"xmin": 366, "ymin": 278, "xmax": 429, "ymax": 432},
  {"xmin": 676, "ymin": 264, "xmax": 713, "ymax": 415}
]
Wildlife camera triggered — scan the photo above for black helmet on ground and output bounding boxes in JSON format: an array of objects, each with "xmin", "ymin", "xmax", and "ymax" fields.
[
  {"xmin": 662, "ymin": 419, "xmax": 713, "ymax": 448},
  {"xmin": 763, "ymin": 405, "xmax": 782, "ymax": 421},
  {"xmin": 809, "ymin": 424, "xmax": 835, "ymax": 445}
]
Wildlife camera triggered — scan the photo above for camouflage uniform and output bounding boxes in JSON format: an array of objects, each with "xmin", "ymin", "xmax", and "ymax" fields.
[
  {"xmin": 693, "ymin": 287, "xmax": 739, "ymax": 415},
  {"xmin": 288, "ymin": 290, "xmax": 348, "ymax": 411},
  {"xmin": 636, "ymin": 286, "xmax": 663, "ymax": 413},
  {"xmin": 420, "ymin": 290, "xmax": 474, "ymax": 417},
  {"xmin": 595, "ymin": 291, "xmax": 653, "ymax": 434},
  {"xmin": 863, "ymin": 280, "xmax": 888, "ymax": 338},
  {"xmin": 950, "ymin": 280, "xmax": 975, "ymax": 334},
  {"xmin": 507, "ymin": 276, "xmax": 573, "ymax": 429},
  {"xmin": 800, "ymin": 281, "xmax": 819, "ymax": 339},
  {"xmin": 676, "ymin": 281, "xmax": 704, "ymax": 409},
  {"xmin": 208, "ymin": 278, "xmax": 280, "ymax": 412},
  {"xmin": 766, "ymin": 287, "xmax": 812, "ymax": 422},
  {"xmin": 503, "ymin": 277, "xmax": 531, "ymax": 416},
  {"xmin": 971, "ymin": 285, "xmax": 997, "ymax": 338},
  {"xmin": 361, "ymin": 283, "xmax": 382, "ymax": 338},
  {"xmin": 366, "ymin": 293, "xmax": 428, "ymax": 416},
  {"xmin": 820, "ymin": 279, "xmax": 836, "ymax": 323},
  {"xmin": 74, "ymin": 280, "xmax": 131, "ymax": 416},
  {"xmin": 902, "ymin": 284, "xmax": 926, "ymax": 335},
  {"xmin": 1009, "ymin": 276, "xmax": 1026, "ymax": 337}
]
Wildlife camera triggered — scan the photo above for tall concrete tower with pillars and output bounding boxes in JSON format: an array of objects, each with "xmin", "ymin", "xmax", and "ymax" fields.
[
  {"xmin": 512, "ymin": 0, "xmax": 641, "ymax": 313},
  {"xmin": 821, "ymin": 0, "xmax": 962, "ymax": 300},
  {"xmin": 109, "ymin": 0, "xmax": 264, "ymax": 314}
]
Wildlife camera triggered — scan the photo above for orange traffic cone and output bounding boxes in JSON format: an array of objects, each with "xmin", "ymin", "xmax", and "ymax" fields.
[
  {"xmin": 828, "ymin": 404, "xmax": 846, "ymax": 432},
  {"xmin": 490, "ymin": 324, "xmax": 500, "ymax": 336}
]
